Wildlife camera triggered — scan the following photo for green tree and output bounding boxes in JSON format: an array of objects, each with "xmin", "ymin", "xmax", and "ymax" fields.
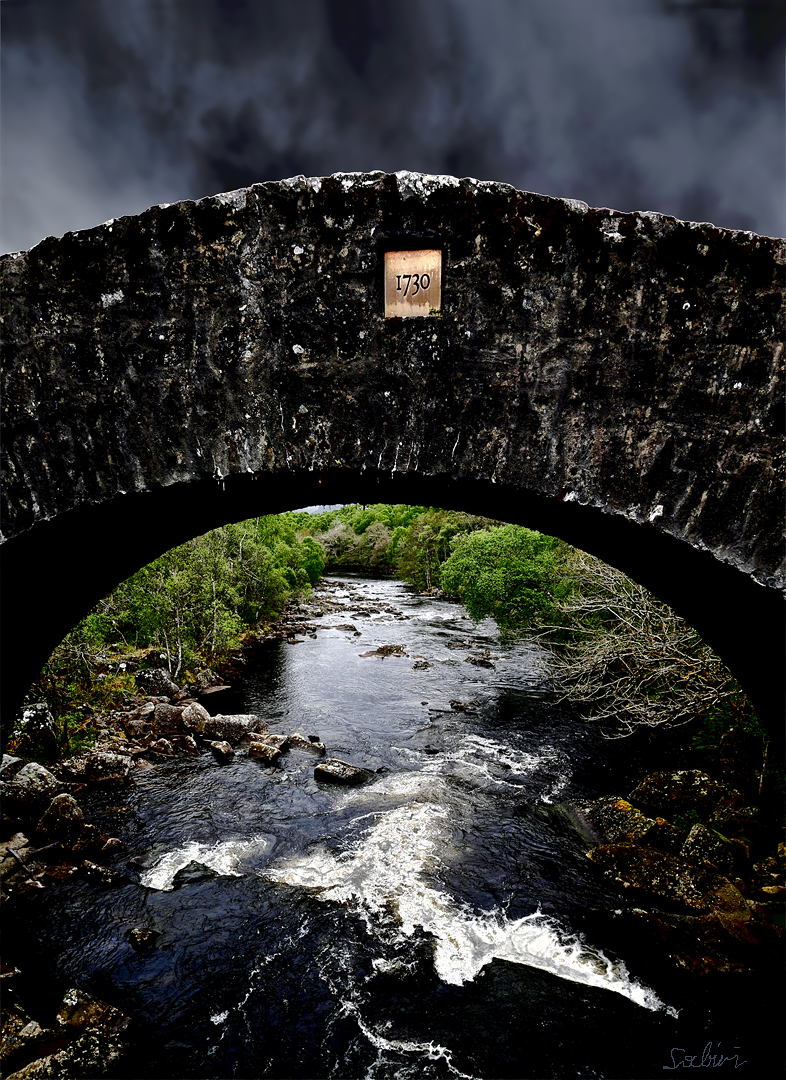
[{"xmin": 439, "ymin": 525, "xmax": 563, "ymax": 631}]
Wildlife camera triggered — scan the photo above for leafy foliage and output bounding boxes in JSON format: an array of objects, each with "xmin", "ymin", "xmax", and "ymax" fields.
[
  {"xmin": 439, "ymin": 525, "xmax": 565, "ymax": 631},
  {"xmin": 26, "ymin": 516, "xmax": 327, "ymax": 744}
]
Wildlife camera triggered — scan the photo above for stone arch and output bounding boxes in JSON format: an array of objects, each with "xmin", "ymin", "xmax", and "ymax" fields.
[{"xmin": 1, "ymin": 172, "xmax": 783, "ymax": 726}]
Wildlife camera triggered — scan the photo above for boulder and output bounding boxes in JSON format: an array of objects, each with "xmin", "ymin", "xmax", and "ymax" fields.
[
  {"xmin": 0, "ymin": 754, "xmax": 24, "ymax": 781},
  {"xmin": 587, "ymin": 843, "xmax": 749, "ymax": 915},
  {"xmin": 71, "ymin": 826, "xmax": 112, "ymax": 859},
  {"xmin": 171, "ymin": 861, "xmax": 220, "ymax": 888},
  {"xmin": 314, "ymin": 758, "xmax": 375, "ymax": 786},
  {"xmin": 203, "ymin": 714, "xmax": 268, "ymax": 744},
  {"xmin": 36, "ymin": 794, "xmax": 86, "ymax": 843},
  {"xmin": 56, "ymin": 987, "xmax": 130, "ymax": 1034},
  {"xmin": 248, "ymin": 742, "xmax": 281, "ymax": 764},
  {"xmin": 151, "ymin": 703, "xmax": 185, "ymax": 739},
  {"xmin": 135, "ymin": 667, "xmax": 179, "ymax": 698},
  {"xmin": 580, "ymin": 796, "xmax": 685, "ymax": 853},
  {"xmin": 680, "ymin": 823, "xmax": 735, "ymax": 876},
  {"xmin": 149, "ymin": 738, "xmax": 173, "ymax": 755},
  {"xmin": 0, "ymin": 834, "xmax": 33, "ymax": 884},
  {"xmin": 288, "ymin": 732, "xmax": 325, "ymax": 754},
  {"xmin": 173, "ymin": 734, "xmax": 200, "ymax": 755},
  {"xmin": 256, "ymin": 734, "xmax": 289, "ymax": 751},
  {"xmin": 628, "ymin": 770, "xmax": 740, "ymax": 820},
  {"xmin": 10, "ymin": 704, "xmax": 59, "ymax": 759},
  {"xmin": 180, "ymin": 701, "xmax": 211, "ymax": 734},
  {"xmin": 1, "ymin": 763, "xmax": 63, "ymax": 818},
  {"xmin": 0, "ymin": 1011, "xmax": 47, "ymax": 1068},
  {"xmin": 123, "ymin": 718, "xmax": 151, "ymax": 741},
  {"xmin": 5, "ymin": 1030, "xmax": 125, "ymax": 1078},
  {"xmin": 194, "ymin": 668, "xmax": 224, "ymax": 693},
  {"xmin": 209, "ymin": 741, "xmax": 234, "ymax": 763},
  {"xmin": 84, "ymin": 751, "xmax": 130, "ymax": 784}
]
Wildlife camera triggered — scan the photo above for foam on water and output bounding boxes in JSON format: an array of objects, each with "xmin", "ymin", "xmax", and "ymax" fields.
[
  {"xmin": 140, "ymin": 836, "xmax": 272, "ymax": 891},
  {"xmin": 398, "ymin": 734, "xmax": 572, "ymax": 801},
  {"xmin": 264, "ymin": 802, "xmax": 675, "ymax": 1014}
]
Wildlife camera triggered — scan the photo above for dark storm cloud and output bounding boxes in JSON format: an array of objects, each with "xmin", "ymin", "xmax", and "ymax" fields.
[{"xmin": 1, "ymin": 0, "xmax": 783, "ymax": 253}]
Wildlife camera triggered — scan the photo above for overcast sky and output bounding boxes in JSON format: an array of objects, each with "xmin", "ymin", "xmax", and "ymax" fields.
[{"xmin": 1, "ymin": 0, "xmax": 784, "ymax": 254}]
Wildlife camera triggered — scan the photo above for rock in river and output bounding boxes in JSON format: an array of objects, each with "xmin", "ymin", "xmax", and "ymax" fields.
[{"xmin": 314, "ymin": 758, "xmax": 375, "ymax": 786}]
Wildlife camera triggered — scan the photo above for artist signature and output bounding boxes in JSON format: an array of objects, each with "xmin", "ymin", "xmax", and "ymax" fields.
[{"xmin": 664, "ymin": 1043, "xmax": 746, "ymax": 1069}]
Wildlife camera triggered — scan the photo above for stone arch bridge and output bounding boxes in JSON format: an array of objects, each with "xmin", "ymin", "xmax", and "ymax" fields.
[{"xmin": 1, "ymin": 172, "xmax": 783, "ymax": 727}]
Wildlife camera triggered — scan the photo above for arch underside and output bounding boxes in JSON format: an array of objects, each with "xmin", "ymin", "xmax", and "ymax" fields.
[
  {"xmin": 1, "ymin": 171, "xmax": 783, "ymax": 727},
  {"xmin": 1, "ymin": 469, "xmax": 783, "ymax": 732}
]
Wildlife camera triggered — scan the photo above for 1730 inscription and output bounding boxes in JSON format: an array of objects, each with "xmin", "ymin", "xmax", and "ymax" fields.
[{"xmin": 384, "ymin": 250, "xmax": 442, "ymax": 318}]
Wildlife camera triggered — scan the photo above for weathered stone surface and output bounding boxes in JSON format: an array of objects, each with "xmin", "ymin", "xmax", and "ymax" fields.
[
  {"xmin": 36, "ymin": 794, "xmax": 85, "ymax": 842},
  {"xmin": 11, "ymin": 704, "xmax": 59, "ymax": 759},
  {"xmin": 135, "ymin": 668, "xmax": 179, "ymax": 698},
  {"xmin": 123, "ymin": 717, "xmax": 151, "ymax": 740},
  {"xmin": 287, "ymin": 732, "xmax": 325, "ymax": 754},
  {"xmin": 56, "ymin": 988, "xmax": 130, "ymax": 1034},
  {"xmin": 151, "ymin": 703, "xmax": 185, "ymax": 738},
  {"xmin": 0, "ymin": 754, "xmax": 24, "ymax": 780},
  {"xmin": 628, "ymin": 770, "xmax": 738, "ymax": 820},
  {"xmin": 1, "ymin": 173, "xmax": 783, "ymax": 728},
  {"xmin": 84, "ymin": 751, "xmax": 130, "ymax": 784},
  {"xmin": 314, "ymin": 758, "xmax": 375, "ymax": 786},
  {"xmin": 174, "ymin": 734, "xmax": 200, "ymax": 755},
  {"xmin": 171, "ymin": 861, "xmax": 220, "ymax": 888},
  {"xmin": 204, "ymin": 714, "xmax": 267, "ymax": 744},
  {"xmin": 209, "ymin": 740, "xmax": 234, "ymax": 762},
  {"xmin": 587, "ymin": 842, "xmax": 748, "ymax": 915},
  {"xmin": 180, "ymin": 701, "xmax": 211, "ymax": 733},
  {"xmin": 582, "ymin": 796, "xmax": 658, "ymax": 844},
  {"xmin": 248, "ymin": 741, "xmax": 281, "ymax": 764},
  {"xmin": 254, "ymin": 733, "xmax": 289, "ymax": 751},
  {"xmin": 148, "ymin": 738, "xmax": 173, "ymax": 755},
  {"xmin": 1, "ymin": 763, "xmax": 63, "ymax": 817},
  {"xmin": 680, "ymin": 822, "xmax": 735, "ymax": 875},
  {"xmin": 80, "ymin": 861, "xmax": 126, "ymax": 887},
  {"xmin": 70, "ymin": 824, "xmax": 111, "ymax": 858}
]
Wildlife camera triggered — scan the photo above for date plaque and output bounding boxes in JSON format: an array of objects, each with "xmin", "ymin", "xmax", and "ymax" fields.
[{"xmin": 384, "ymin": 250, "xmax": 441, "ymax": 318}]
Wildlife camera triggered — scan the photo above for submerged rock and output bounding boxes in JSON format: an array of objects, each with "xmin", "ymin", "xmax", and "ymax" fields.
[
  {"xmin": 288, "ymin": 732, "xmax": 325, "ymax": 754},
  {"xmin": 128, "ymin": 927, "xmax": 161, "ymax": 951},
  {"xmin": 171, "ymin": 861, "xmax": 220, "ymax": 888},
  {"xmin": 314, "ymin": 758, "xmax": 375, "ymax": 786}
]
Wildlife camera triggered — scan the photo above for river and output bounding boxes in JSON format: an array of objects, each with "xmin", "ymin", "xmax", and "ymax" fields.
[{"xmin": 7, "ymin": 575, "xmax": 733, "ymax": 1078}]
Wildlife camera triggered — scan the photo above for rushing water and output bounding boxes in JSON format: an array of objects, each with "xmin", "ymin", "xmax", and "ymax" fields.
[{"xmin": 9, "ymin": 575, "xmax": 735, "ymax": 1079}]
